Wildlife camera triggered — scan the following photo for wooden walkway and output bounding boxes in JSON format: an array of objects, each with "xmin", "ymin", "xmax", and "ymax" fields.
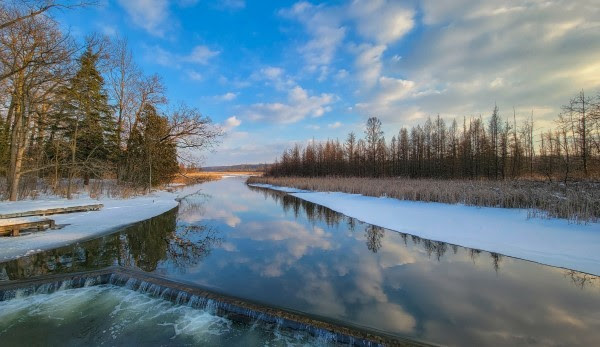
[
  {"xmin": 0, "ymin": 204, "xmax": 103, "ymax": 237},
  {"xmin": 0, "ymin": 219, "xmax": 56, "ymax": 237},
  {"xmin": 0, "ymin": 204, "xmax": 103, "ymax": 219}
]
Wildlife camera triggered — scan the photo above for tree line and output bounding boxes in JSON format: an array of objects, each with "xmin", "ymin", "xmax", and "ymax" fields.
[
  {"xmin": 0, "ymin": 1, "xmax": 221, "ymax": 201},
  {"xmin": 268, "ymin": 91, "xmax": 600, "ymax": 181}
]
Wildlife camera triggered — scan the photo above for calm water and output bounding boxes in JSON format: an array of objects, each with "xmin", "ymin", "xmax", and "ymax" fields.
[{"xmin": 1, "ymin": 177, "xmax": 600, "ymax": 346}]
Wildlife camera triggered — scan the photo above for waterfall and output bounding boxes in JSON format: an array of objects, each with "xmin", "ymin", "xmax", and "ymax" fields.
[{"xmin": 0, "ymin": 270, "xmax": 385, "ymax": 346}]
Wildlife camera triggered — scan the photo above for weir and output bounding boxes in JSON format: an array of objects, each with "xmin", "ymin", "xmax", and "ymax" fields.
[{"xmin": 0, "ymin": 266, "xmax": 430, "ymax": 347}]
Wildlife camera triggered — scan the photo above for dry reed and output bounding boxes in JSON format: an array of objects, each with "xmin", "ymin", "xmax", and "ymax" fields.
[{"xmin": 247, "ymin": 176, "xmax": 600, "ymax": 223}]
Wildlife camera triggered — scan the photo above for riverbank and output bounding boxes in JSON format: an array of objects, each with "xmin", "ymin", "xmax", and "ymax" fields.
[
  {"xmin": 248, "ymin": 176, "xmax": 599, "ymax": 222},
  {"xmin": 0, "ymin": 184, "xmax": 204, "ymax": 262},
  {"xmin": 247, "ymin": 179, "xmax": 600, "ymax": 276}
]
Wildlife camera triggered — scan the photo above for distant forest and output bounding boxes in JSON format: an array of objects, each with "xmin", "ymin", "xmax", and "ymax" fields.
[
  {"xmin": 0, "ymin": 2, "xmax": 221, "ymax": 201},
  {"xmin": 269, "ymin": 91, "xmax": 600, "ymax": 181},
  {"xmin": 200, "ymin": 164, "xmax": 269, "ymax": 172}
]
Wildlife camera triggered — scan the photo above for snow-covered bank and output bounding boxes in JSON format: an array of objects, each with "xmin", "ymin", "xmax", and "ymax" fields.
[
  {"xmin": 0, "ymin": 184, "xmax": 203, "ymax": 261},
  {"xmin": 249, "ymin": 183, "xmax": 600, "ymax": 276}
]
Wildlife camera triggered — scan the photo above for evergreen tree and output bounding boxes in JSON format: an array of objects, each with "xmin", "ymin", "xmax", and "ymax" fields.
[
  {"xmin": 61, "ymin": 46, "xmax": 115, "ymax": 186},
  {"xmin": 123, "ymin": 104, "xmax": 178, "ymax": 187}
]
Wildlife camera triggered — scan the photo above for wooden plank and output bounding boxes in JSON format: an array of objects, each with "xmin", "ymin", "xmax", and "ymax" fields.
[
  {"xmin": 0, "ymin": 204, "xmax": 103, "ymax": 219},
  {"xmin": 0, "ymin": 219, "xmax": 55, "ymax": 237}
]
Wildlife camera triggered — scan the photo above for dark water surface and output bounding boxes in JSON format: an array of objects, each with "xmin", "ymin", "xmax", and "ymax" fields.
[{"xmin": 1, "ymin": 177, "xmax": 599, "ymax": 346}]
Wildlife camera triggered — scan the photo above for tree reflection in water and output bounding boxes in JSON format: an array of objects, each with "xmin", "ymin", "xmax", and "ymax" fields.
[
  {"xmin": 249, "ymin": 185, "xmax": 600, "ymax": 288},
  {"xmin": 0, "ymin": 196, "xmax": 223, "ymax": 280},
  {"xmin": 365, "ymin": 225, "xmax": 384, "ymax": 253},
  {"xmin": 564, "ymin": 270, "xmax": 599, "ymax": 289}
]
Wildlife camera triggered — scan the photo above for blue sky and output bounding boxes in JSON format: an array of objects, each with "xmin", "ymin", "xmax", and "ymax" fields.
[{"xmin": 57, "ymin": 0, "xmax": 600, "ymax": 166}]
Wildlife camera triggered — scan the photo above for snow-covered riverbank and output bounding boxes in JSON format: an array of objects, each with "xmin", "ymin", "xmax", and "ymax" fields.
[
  {"xmin": 249, "ymin": 183, "xmax": 600, "ymax": 276},
  {"xmin": 0, "ymin": 185, "xmax": 203, "ymax": 261}
]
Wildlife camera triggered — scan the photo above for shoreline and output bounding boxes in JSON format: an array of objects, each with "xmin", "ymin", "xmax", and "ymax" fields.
[
  {"xmin": 248, "ymin": 182, "xmax": 600, "ymax": 276},
  {"xmin": 246, "ymin": 176, "xmax": 599, "ymax": 223},
  {"xmin": 0, "ymin": 184, "xmax": 206, "ymax": 262}
]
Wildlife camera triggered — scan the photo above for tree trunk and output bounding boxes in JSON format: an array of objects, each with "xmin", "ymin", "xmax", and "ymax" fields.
[{"xmin": 7, "ymin": 80, "xmax": 25, "ymax": 201}]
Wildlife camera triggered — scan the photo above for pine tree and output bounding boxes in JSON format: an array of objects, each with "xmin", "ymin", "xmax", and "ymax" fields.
[
  {"xmin": 61, "ymin": 46, "xmax": 115, "ymax": 190},
  {"xmin": 123, "ymin": 104, "xmax": 178, "ymax": 187}
]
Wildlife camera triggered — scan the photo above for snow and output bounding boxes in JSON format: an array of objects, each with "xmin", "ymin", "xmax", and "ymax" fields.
[
  {"xmin": 248, "ymin": 183, "xmax": 600, "ymax": 276},
  {"xmin": 248, "ymin": 183, "xmax": 309, "ymax": 193},
  {"xmin": 0, "ymin": 199, "xmax": 101, "ymax": 216},
  {"xmin": 0, "ymin": 185, "xmax": 203, "ymax": 262}
]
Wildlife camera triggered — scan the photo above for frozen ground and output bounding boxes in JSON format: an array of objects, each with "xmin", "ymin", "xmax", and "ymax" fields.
[
  {"xmin": 249, "ymin": 183, "xmax": 600, "ymax": 276},
  {"xmin": 0, "ymin": 185, "xmax": 203, "ymax": 261}
]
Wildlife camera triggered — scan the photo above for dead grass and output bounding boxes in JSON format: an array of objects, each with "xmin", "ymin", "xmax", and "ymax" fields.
[
  {"xmin": 0, "ymin": 178, "xmax": 155, "ymax": 201},
  {"xmin": 173, "ymin": 171, "xmax": 262, "ymax": 184},
  {"xmin": 1, "ymin": 171, "xmax": 253, "ymax": 201},
  {"xmin": 247, "ymin": 176, "xmax": 600, "ymax": 223}
]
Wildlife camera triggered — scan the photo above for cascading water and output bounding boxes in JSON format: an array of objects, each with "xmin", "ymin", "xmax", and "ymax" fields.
[{"xmin": 0, "ymin": 270, "xmax": 391, "ymax": 347}]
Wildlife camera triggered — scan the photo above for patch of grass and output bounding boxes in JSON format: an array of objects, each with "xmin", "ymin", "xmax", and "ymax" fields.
[
  {"xmin": 247, "ymin": 176, "xmax": 600, "ymax": 223},
  {"xmin": 172, "ymin": 171, "xmax": 262, "ymax": 184}
]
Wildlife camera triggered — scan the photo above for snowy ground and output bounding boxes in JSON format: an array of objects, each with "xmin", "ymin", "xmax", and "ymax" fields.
[
  {"xmin": 249, "ymin": 183, "xmax": 600, "ymax": 276},
  {"xmin": 0, "ymin": 185, "xmax": 203, "ymax": 261}
]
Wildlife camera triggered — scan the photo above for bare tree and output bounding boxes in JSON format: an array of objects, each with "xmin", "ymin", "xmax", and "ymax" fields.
[
  {"xmin": 0, "ymin": 1, "xmax": 94, "ymax": 31},
  {"xmin": 1, "ymin": 11, "xmax": 73, "ymax": 200},
  {"xmin": 562, "ymin": 90, "xmax": 594, "ymax": 176},
  {"xmin": 0, "ymin": 0, "xmax": 91, "ymax": 81},
  {"xmin": 107, "ymin": 37, "xmax": 140, "ymax": 149},
  {"xmin": 364, "ymin": 116, "xmax": 383, "ymax": 176},
  {"xmin": 163, "ymin": 103, "xmax": 223, "ymax": 152}
]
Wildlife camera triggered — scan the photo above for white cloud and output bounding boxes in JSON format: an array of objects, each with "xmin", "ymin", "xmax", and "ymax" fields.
[
  {"xmin": 246, "ymin": 86, "xmax": 335, "ymax": 124},
  {"xmin": 223, "ymin": 116, "xmax": 242, "ymax": 131},
  {"xmin": 232, "ymin": 220, "xmax": 334, "ymax": 277},
  {"xmin": 97, "ymin": 23, "xmax": 117, "ymax": 36},
  {"xmin": 328, "ymin": 121, "xmax": 342, "ymax": 129},
  {"xmin": 118, "ymin": 0, "xmax": 170, "ymax": 37},
  {"xmin": 353, "ymin": 43, "xmax": 387, "ymax": 87},
  {"xmin": 183, "ymin": 45, "xmax": 220, "ymax": 64},
  {"xmin": 489, "ymin": 77, "xmax": 504, "ymax": 89},
  {"xmin": 335, "ymin": 69, "xmax": 349, "ymax": 80},
  {"xmin": 186, "ymin": 70, "xmax": 203, "ymax": 81},
  {"xmin": 279, "ymin": 0, "xmax": 415, "ymax": 82},
  {"xmin": 279, "ymin": 2, "xmax": 346, "ymax": 74},
  {"xmin": 348, "ymin": 0, "xmax": 414, "ymax": 45},
  {"xmin": 261, "ymin": 66, "xmax": 284, "ymax": 80},
  {"xmin": 253, "ymin": 66, "xmax": 296, "ymax": 91},
  {"xmin": 347, "ymin": 0, "xmax": 600, "ymax": 128},
  {"xmin": 147, "ymin": 45, "xmax": 220, "ymax": 67},
  {"xmin": 376, "ymin": 77, "xmax": 416, "ymax": 104},
  {"xmin": 215, "ymin": 92, "xmax": 238, "ymax": 101},
  {"xmin": 394, "ymin": 0, "xmax": 600, "ymax": 122},
  {"xmin": 149, "ymin": 45, "xmax": 177, "ymax": 66}
]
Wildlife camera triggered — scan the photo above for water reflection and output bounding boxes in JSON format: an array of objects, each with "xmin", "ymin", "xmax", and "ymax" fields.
[
  {"xmin": 564, "ymin": 270, "xmax": 599, "ymax": 289},
  {"xmin": 365, "ymin": 225, "xmax": 384, "ymax": 253},
  {"xmin": 249, "ymin": 186, "xmax": 346, "ymax": 227},
  {"xmin": 1, "ymin": 197, "xmax": 223, "ymax": 279},
  {"xmin": 1, "ymin": 177, "xmax": 600, "ymax": 346},
  {"xmin": 251, "ymin": 185, "xmax": 508, "ymax": 273}
]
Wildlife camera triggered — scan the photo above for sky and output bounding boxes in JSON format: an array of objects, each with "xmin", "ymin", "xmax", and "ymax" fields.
[{"xmin": 56, "ymin": 0, "xmax": 600, "ymax": 166}]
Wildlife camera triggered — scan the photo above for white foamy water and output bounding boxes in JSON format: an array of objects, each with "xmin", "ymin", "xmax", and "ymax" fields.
[{"xmin": 0, "ymin": 285, "xmax": 337, "ymax": 346}]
